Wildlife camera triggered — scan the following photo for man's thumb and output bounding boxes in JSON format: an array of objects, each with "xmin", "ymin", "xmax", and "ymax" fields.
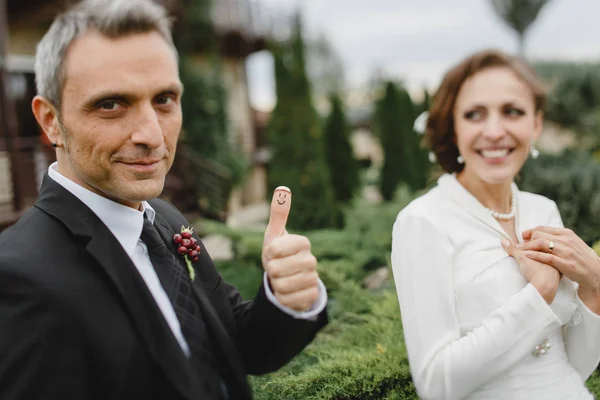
[{"xmin": 263, "ymin": 186, "xmax": 292, "ymax": 247}]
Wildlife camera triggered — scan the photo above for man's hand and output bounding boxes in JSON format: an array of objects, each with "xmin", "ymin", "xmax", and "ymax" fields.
[
  {"xmin": 502, "ymin": 239, "xmax": 561, "ymax": 304},
  {"xmin": 262, "ymin": 186, "xmax": 320, "ymax": 312}
]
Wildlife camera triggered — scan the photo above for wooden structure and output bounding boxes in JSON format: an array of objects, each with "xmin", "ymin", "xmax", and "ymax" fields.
[{"xmin": 0, "ymin": 0, "xmax": 279, "ymax": 229}]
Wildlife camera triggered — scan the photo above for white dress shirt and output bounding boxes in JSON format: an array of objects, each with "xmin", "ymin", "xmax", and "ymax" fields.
[
  {"xmin": 392, "ymin": 173, "xmax": 600, "ymax": 400},
  {"xmin": 48, "ymin": 162, "xmax": 327, "ymax": 358}
]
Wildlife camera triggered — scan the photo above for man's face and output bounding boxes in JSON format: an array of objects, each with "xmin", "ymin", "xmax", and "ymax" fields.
[{"xmin": 57, "ymin": 30, "xmax": 182, "ymax": 208}]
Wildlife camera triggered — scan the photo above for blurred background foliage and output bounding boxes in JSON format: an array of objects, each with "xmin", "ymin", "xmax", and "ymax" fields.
[{"xmin": 535, "ymin": 61, "xmax": 600, "ymax": 151}]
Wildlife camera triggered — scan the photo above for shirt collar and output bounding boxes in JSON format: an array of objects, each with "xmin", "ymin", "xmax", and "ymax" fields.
[{"xmin": 48, "ymin": 162, "xmax": 155, "ymax": 256}]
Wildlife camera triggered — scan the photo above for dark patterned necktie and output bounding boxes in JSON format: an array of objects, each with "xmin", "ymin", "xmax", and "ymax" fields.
[{"xmin": 140, "ymin": 217, "xmax": 227, "ymax": 399}]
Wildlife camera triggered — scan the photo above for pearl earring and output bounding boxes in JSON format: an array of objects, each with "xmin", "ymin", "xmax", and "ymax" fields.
[
  {"xmin": 428, "ymin": 151, "xmax": 437, "ymax": 163},
  {"xmin": 457, "ymin": 155, "xmax": 464, "ymax": 164},
  {"xmin": 530, "ymin": 143, "xmax": 540, "ymax": 159}
]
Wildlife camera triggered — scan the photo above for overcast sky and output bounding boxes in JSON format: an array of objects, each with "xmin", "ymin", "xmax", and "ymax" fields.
[{"xmin": 246, "ymin": 0, "xmax": 600, "ymax": 111}]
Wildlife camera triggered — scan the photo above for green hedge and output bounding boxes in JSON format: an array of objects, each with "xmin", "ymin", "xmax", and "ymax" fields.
[{"xmin": 519, "ymin": 151, "xmax": 600, "ymax": 245}]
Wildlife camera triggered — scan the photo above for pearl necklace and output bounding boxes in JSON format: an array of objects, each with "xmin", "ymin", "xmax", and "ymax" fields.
[{"xmin": 485, "ymin": 185, "xmax": 517, "ymax": 221}]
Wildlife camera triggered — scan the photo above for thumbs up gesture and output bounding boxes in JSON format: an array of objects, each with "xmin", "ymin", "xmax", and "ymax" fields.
[{"xmin": 262, "ymin": 186, "xmax": 320, "ymax": 312}]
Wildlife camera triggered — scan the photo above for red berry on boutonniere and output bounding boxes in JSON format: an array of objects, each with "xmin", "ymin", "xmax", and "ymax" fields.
[{"xmin": 173, "ymin": 226, "xmax": 200, "ymax": 281}]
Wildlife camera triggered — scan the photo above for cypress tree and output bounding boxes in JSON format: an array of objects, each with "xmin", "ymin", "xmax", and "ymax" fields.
[
  {"xmin": 376, "ymin": 81, "xmax": 431, "ymax": 200},
  {"xmin": 376, "ymin": 82, "xmax": 406, "ymax": 201},
  {"xmin": 324, "ymin": 93, "xmax": 360, "ymax": 203},
  {"xmin": 267, "ymin": 15, "xmax": 342, "ymax": 230},
  {"xmin": 416, "ymin": 87, "xmax": 431, "ymax": 116},
  {"xmin": 397, "ymin": 86, "xmax": 430, "ymax": 191}
]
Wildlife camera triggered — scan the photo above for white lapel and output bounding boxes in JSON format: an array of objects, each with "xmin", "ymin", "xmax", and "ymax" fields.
[{"xmin": 437, "ymin": 173, "xmax": 522, "ymax": 242}]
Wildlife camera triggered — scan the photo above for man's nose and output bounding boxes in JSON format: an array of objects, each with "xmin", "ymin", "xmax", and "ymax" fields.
[{"xmin": 130, "ymin": 104, "xmax": 164, "ymax": 149}]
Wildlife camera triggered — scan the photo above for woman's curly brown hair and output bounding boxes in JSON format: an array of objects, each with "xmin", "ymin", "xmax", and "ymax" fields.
[{"xmin": 425, "ymin": 49, "xmax": 547, "ymax": 174}]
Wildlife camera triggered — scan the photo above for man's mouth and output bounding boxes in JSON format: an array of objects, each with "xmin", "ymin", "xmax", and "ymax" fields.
[{"xmin": 122, "ymin": 159, "xmax": 162, "ymax": 165}]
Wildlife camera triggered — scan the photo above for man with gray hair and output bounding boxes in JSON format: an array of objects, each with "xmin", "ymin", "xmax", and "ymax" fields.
[{"xmin": 0, "ymin": 0, "xmax": 328, "ymax": 399}]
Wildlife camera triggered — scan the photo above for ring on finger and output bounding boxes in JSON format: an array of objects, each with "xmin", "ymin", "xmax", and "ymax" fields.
[{"xmin": 548, "ymin": 240, "xmax": 555, "ymax": 252}]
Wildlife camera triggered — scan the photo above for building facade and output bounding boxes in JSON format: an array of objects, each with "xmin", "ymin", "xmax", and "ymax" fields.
[{"xmin": 0, "ymin": 0, "xmax": 277, "ymax": 228}]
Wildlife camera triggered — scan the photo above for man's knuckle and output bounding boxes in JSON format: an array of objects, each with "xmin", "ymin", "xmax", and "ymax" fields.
[
  {"xmin": 299, "ymin": 235, "xmax": 311, "ymax": 249},
  {"xmin": 277, "ymin": 280, "xmax": 292, "ymax": 294},
  {"xmin": 310, "ymin": 271, "xmax": 319, "ymax": 285},
  {"xmin": 278, "ymin": 294, "xmax": 291, "ymax": 306},
  {"xmin": 266, "ymin": 260, "xmax": 282, "ymax": 277},
  {"xmin": 305, "ymin": 254, "xmax": 317, "ymax": 268}
]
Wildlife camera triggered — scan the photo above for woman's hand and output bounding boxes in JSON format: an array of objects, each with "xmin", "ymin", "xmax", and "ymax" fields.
[
  {"xmin": 502, "ymin": 239, "xmax": 561, "ymax": 304},
  {"xmin": 518, "ymin": 226, "xmax": 600, "ymax": 314}
]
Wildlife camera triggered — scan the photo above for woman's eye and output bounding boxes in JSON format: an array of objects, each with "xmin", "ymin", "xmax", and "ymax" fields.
[
  {"xmin": 465, "ymin": 110, "xmax": 483, "ymax": 121},
  {"xmin": 505, "ymin": 107, "xmax": 525, "ymax": 117}
]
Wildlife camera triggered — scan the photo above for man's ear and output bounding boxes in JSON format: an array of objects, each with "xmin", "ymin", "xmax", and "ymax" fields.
[{"xmin": 32, "ymin": 95, "xmax": 62, "ymax": 146}]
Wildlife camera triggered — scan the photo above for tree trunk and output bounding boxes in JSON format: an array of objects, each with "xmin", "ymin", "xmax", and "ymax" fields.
[{"xmin": 518, "ymin": 33, "xmax": 526, "ymax": 58}]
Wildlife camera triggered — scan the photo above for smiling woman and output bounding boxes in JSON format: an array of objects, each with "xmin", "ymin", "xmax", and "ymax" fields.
[
  {"xmin": 391, "ymin": 49, "xmax": 600, "ymax": 400},
  {"xmin": 425, "ymin": 50, "xmax": 546, "ymax": 177}
]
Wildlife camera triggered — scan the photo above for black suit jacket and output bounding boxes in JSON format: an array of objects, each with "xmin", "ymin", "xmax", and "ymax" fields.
[{"xmin": 0, "ymin": 175, "xmax": 327, "ymax": 400}]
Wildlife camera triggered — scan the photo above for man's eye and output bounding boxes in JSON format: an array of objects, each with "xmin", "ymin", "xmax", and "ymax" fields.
[
  {"xmin": 156, "ymin": 96, "xmax": 173, "ymax": 105},
  {"xmin": 99, "ymin": 101, "xmax": 120, "ymax": 111}
]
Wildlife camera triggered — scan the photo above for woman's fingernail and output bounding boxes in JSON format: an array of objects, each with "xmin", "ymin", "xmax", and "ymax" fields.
[
  {"xmin": 516, "ymin": 243, "xmax": 523, "ymax": 249},
  {"xmin": 502, "ymin": 239, "xmax": 510, "ymax": 248}
]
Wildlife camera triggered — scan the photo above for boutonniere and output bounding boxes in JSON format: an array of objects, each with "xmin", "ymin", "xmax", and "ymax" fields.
[{"xmin": 172, "ymin": 226, "xmax": 200, "ymax": 281}]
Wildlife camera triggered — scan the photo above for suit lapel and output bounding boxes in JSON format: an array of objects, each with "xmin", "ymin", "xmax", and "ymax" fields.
[
  {"xmin": 152, "ymin": 213, "xmax": 252, "ymax": 400},
  {"xmin": 86, "ymin": 232, "xmax": 204, "ymax": 400},
  {"xmin": 35, "ymin": 175, "xmax": 203, "ymax": 400}
]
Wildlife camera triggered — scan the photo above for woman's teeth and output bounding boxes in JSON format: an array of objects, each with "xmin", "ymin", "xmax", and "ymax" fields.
[{"xmin": 481, "ymin": 149, "xmax": 509, "ymax": 158}]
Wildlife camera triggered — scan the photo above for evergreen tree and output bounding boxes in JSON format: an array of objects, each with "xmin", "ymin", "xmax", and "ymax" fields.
[
  {"xmin": 376, "ymin": 82, "xmax": 406, "ymax": 201},
  {"xmin": 417, "ymin": 87, "xmax": 431, "ymax": 116},
  {"xmin": 267, "ymin": 15, "xmax": 342, "ymax": 230},
  {"xmin": 376, "ymin": 82, "xmax": 429, "ymax": 200},
  {"xmin": 490, "ymin": 0, "xmax": 551, "ymax": 56},
  {"xmin": 324, "ymin": 93, "xmax": 360, "ymax": 203},
  {"xmin": 400, "ymin": 87, "xmax": 430, "ymax": 191},
  {"xmin": 167, "ymin": 0, "xmax": 247, "ymax": 218}
]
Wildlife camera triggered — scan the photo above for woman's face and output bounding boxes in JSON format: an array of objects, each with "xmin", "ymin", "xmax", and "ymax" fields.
[{"xmin": 453, "ymin": 66, "xmax": 542, "ymax": 186}]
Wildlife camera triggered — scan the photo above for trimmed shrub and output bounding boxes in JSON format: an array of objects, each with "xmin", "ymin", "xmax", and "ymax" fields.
[{"xmin": 519, "ymin": 151, "xmax": 600, "ymax": 245}]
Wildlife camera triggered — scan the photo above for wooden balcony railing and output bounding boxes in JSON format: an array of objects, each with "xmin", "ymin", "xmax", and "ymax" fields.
[{"xmin": 163, "ymin": 147, "xmax": 233, "ymax": 222}]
